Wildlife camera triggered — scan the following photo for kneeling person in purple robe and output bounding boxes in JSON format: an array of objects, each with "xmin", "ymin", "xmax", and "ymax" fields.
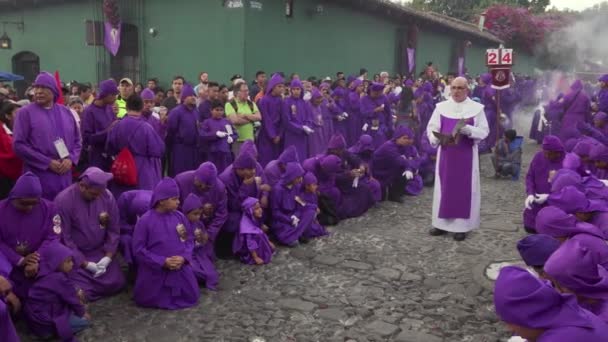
[
  {"xmin": 117, "ymin": 190, "xmax": 152, "ymax": 266},
  {"xmin": 181, "ymin": 194, "xmax": 219, "ymax": 290},
  {"xmin": 300, "ymin": 172, "xmax": 329, "ymax": 239},
  {"xmin": 132, "ymin": 177, "xmax": 200, "ymax": 309},
  {"xmin": 516, "ymin": 234, "xmax": 560, "ymax": 280},
  {"xmin": 54, "ymin": 167, "xmax": 125, "ymax": 302},
  {"xmin": 25, "ymin": 242, "xmax": 91, "ymax": 342},
  {"xmin": 233, "ymin": 197, "xmax": 275, "ymax": 265},
  {"xmin": 0, "ymin": 257, "xmax": 19, "ymax": 342}
]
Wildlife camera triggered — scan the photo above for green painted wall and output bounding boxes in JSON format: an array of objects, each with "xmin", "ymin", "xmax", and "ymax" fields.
[
  {"xmin": 244, "ymin": 0, "xmax": 399, "ymax": 80},
  {"xmin": 0, "ymin": 2, "xmax": 100, "ymax": 83},
  {"xmin": 415, "ymin": 27, "xmax": 454, "ymax": 77}
]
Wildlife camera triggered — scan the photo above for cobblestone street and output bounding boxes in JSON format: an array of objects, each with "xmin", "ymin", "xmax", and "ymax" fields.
[{"xmin": 18, "ymin": 143, "xmax": 536, "ymax": 342}]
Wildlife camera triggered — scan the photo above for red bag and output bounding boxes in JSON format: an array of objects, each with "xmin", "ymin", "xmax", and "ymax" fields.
[{"xmin": 111, "ymin": 147, "xmax": 138, "ymax": 186}]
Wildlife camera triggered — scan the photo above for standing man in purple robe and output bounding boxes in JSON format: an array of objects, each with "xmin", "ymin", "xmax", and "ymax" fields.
[
  {"xmin": 283, "ymin": 79, "xmax": 314, "ymax": 160},
  {"xmin": 106, "ymin": 95, "xmax": 165, "ymax": 196},
  {"xmin": 82, "ymin": 79, "xmax": 119, "ymax": 171},
  {"xmin": 54, "ymin": 167, "xmax": 126, "ymax": 301},
  {"xmin": 12, "ymin": 72, "xmax": 82, "ymax": 200},
  {"xmin": 345, "ymin": 79, "xmax": 365, "ymax": 145},
  {"xmin": 166, "ymin": 84, "xmax": 200, "ymax": 176},
  {"xmin": 426, "ymin": 77, "xmax": 489, "ymax": 241},
  {"xmin": 560, "ymin": 80, "xmax": 591, "ymax": 141},
  {"xmin": 308, "ymin": 89, "xmax": 333, "ymax": 157},
  {"xmin": 257, "ymin": 73, "xmax": 286, "ymax": 167},
  {"xmin": 0, "ymin": 172, "xmax": 60, "ymax": 300}
]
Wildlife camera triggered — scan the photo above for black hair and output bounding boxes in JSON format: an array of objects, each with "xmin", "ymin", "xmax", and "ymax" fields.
[
  {"xmin": 173, "ymin": 76, "xmax": 185, "ymax": 82},
  {"xmin": 505, "ymin": 129, "xmax": 517, "ymax": 141},
  {"xmin": 256, "ymin": 71, "xmax": 266, "ymax": 77},
  {"xmin": 147, "ymin": 78, "xmax": 158, "ymax": 83},
  {"xmin": 155, "ymin": 88, "xmax": 165, "ymax": 94},
  {"xmin": 210, "ymin": 100, "xmax": 225, "ymax": 110},
  {"xmin": 359, "ymin": 68, "xmax": 368, "ymax": 75},
  {"xmin": 0, "ymin": 102, "xmax": 19, "ymax": 125},
  {"xmin": 126, "ymin": 95, "xmax": 144, "ymax": 111},
  {"xmin": 77, "ymin": 83, "xmax": 91, "ymax": 93},
  {"xmin": 219, "ymin": 84, "xmax": 228, "ymax": 91},
  {"xmin": 207, "ymin": 81, "xmax": 220, "ymax": 89}
]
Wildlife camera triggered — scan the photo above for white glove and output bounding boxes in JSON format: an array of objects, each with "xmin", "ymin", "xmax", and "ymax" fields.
[
  {"xmin": 85, "ymin": 262, "xmax": 99, "ymax": 274},
  {"xmin": 337, "ymin": 115, "xmax": 345, "ymax": 122},
  {"xmin": 303, "ymin": 92, "xmax": 312, "ymax": 101},
  {"xmin": 600, "ymin": 179, "xmax": 608, "ymax": 186},
  {"xmin": 524, "ymin": 195, "xmax": 536, "ymax": 210},
  {"xmin": 93, "ymin": 267, "xmax": 107, "ymax": 278},
  {"xmin": 227, "ymin": 136, "xmax": 234, "ymax": 144},
  {"xmin": 342, "ymin": 112, "xmax": 349, "ymax": 118},
  {"xmin": 290, "ymin": 215, "xmax": 300, "ymax": 227},
  {"xmin": 459, "ymin": 125, "xmax": 473, "ymax": 136},
  {"xmin": 97, "ymin": 256, "xmax": 112, "ymax": 269},
  {"xmin": 534, "ymin": 194, "xmax": 549, "ymax": 205},
  {"xmin": 403, "ymin": 170, "xmax": 414, "ymax": 180},
  {"xmin": 216, "ymin": 131, "xmax": 228, "ymax": 138},
  {"xmin": 362, "ymin": 123, "xmax": 369, "ymax": 131},
  {"xmin": 303, "ymin": 126, "xmax": 314, "ymax": 135}
]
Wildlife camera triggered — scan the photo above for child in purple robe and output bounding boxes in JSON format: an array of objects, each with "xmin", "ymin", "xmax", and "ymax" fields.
[
  {"xmin": 117, "ymin": 190, "xmax": 152, "ymax": 266},
  {"xmin": 523, "ymin": 135, "xmax": 565, "ymax": 233},
  {"xmin": 361, "ymin": 83, "xmax": 392, "ymax": 147},
  {"xmin": 309, "ymin": 89, "xmax": 333, "ymax": 156},
  {"xmin": 590, "ymin": 144, "xmax": 608, "ymax": 180},
  {"xmin": 54, "ymin": 167, "xmax": 125, "ymax": 302},
  {"xmin": 82, "ymin": 79, "xmax": 119, "ymax": 171},
  {"xmin": 181, "ymin": 194, "xmax": 219, "ymax": 290},
  {"xmin": 348, "ymin": 134, "xmax": 382, "ymax": 203},
  {"xmin": 166, "ymin": 84, "xmax": 200, "ymax": 176},
  {"xmin": 132, "ymin": 177, "xmax": 200, "ymax": 309},
  {"xmin": 516, "ymin": 234, "xmax": 560, "ymax": 280},
  {"xmin": 12, "ymin": 72, "xmax": 82, "ymax": 200},
  {"xmin": 300, "ymin": 172, "xmax": 329, "ymax": 239},
  {"xmin": 232, "ymin": 197, "xmax": 275, "ymax": 265},
  {"xmin": 283, "ymin": 79, "xmax": 314, "ymax": 160},
  {"xmin": 257, "ymin": 73, "xmax": 286, "ymax": 167},
  {"xmin": 106, "ymin": 95, "xmax": 165, "ymax": 196},
  {"xmin": 270, "ymin": 163, "xmax": 308, "ymax": 246},
  {"xmin": 330, "ymin": 87, "xmax": 349, "ymax": 142},
  {"xmin": 264, "ymin": 145, "xmax": 300, "ymax": 187},
  {"xmin": 545, "ymin": 239, "xmax": 608, "ymax": 323},
  {"xmin": 25, "ymin": 242, "xmax": 90, "ymax": 342},
  {"xmin": 141, "ymin": 88, "xmax": 167, "ymax": 138},
  {"xmin": 199, "ymin": 100, "xmax": 238, "ymax": 173},
  {"xmin": 494, "ymin": 266, "xmax": 608, "ymax": 342},
  {"xmin": 372, "ymin": 126, "xmax": 424, "ymax": 202},
  {"xmin": 0, "ymin": 172, "xmax": 60, "ymax": 300}
]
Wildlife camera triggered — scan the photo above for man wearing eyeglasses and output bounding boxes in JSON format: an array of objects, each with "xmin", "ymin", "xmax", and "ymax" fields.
[
  {"xmin": 225, "ymin": 82, "xmax": 261, "ymax": 156},
  {"xmin": 426, "ymin": 77, "xmax": 489, "ymax": 241}
]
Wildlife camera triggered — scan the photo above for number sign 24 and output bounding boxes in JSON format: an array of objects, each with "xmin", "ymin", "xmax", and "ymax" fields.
[{"xmin": 486, "ymin": 49, "xmax": 513, "ymax": 66}]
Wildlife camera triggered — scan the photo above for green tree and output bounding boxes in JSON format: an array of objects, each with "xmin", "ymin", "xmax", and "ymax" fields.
[{"xmin": 410, "ymin": 0, "xmax": 550, "ymax": 21}]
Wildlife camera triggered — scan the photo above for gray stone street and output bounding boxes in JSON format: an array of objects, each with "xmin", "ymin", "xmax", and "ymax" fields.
[{"xmin": 18, "ymin": 144, "xmax": 537, "ymax": 342}]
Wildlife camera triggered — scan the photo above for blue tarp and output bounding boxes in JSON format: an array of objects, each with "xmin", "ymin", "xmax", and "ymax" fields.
[{"xmin": 0, "ymin": 72, "xmax": 24, "ymax": 82}]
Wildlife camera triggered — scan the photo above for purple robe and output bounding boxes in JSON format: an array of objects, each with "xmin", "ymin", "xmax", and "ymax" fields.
[
  {"xmin": 348, "ymin": 139, "xmax": 382, "ymax": 203},
  {"xmin": 419, "ymin": 135, "xmax": 437, "ymax": 185},
  {"xmin": 257, "ymin": 76, "xmax": 285, "ymax": 167},
  {"xmin": 12, "ymin": 103, "xmax": 82, "ymax": 200},
  {"xmin": 199, "ymin": 117, "xmax": 237, "ymax": 173},
  {"xmin": 305, "ymin": 156, "xmax": 342, "ymax": 207},
  {"xmin": 132, "ymin": 209, "xmax": 200, "ymax": 309},
  {"xmin": 523, "ymin": 151, "xmax": 565, "ymax": 229},
  {"xmin": 0, "ymin": 297, "xmax": 18, "ymax": 342},
  {"xmin": 106, "ymin": 115, "xmax": 165, "ymax": 196},
  {"xmin": 218, "ymin": 166, "xmax": 266, "ymax": 234},
  {"xmin": 360, "ymin": 94, "xmax": 392, "ymax": 147},
  {"xmin": 142, "ymin": 110, "xmax": 167, "ymax": 139},
  {"xmin": 184, "ymin": 218, "xmax": 218, "ymax": 290},
  {"xmin": 54, "ymin": 184, "xmax": 125, "ymax": 301},
  {"xmin": 166, "ymin": 104, "xmax": 200, "ymax": 176},
  {"xmin": 117, "ymin": 190, "xmax": 152, "ymax": 265},
  {"xmin": 598, "ymin": 88, "xmax": 608, "ymax": 114},
  {"xmin": 299, "ymin": 190, "xmax": 329, "ymax": 239},
  {"xmin": 372, "ymin": 140, "xmax": 423, "ymax": 196},
  {"xmin": 283, "ymin": 96, "xmax": 313, "ymax": 160},
  {"xmin": 345, "ymin": 91, "xmax": 363, "ymax": 145},
  {"xmin": 561, "ymin": 81, "xmax": 591, "ymax": 141},
  {"xmin": 24, "ymin": 242, "xmax": 87, "ymax": 342},
  {"xmin": 308, "ymin": 101, "xmax": 333, "ymax": 157},
  {"xmin": 81, "ymin": 103, "xmax": 115, "ymax": 170},
  {"xmin": 479, "ymin": 87, "xmax": 497, "ymax": 153},
  {"xmin": 232, "ymin": 198, "xmax": 273, "ymax": 264},
  {"xmin": 269, "ymin": 165, "xmax": 308, "ymax": 245}
]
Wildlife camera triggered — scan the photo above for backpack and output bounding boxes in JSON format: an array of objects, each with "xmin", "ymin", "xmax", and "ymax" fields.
[
  {"xmin": 229, "ymin": 99, "xmax": 254, "ymax": 114},
  {"xmin": 111, "ymin": 147, "xmax": 137, "ymax": 186}
]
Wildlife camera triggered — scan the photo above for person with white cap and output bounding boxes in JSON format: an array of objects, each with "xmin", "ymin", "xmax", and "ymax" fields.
[{"xmin": 115, "ymin": 77, "xmax": 134, "ymax": 118}]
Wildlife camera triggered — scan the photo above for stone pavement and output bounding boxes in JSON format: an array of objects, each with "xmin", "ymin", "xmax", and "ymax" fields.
[{"xmin": 18, "ymin": 143, "xmax": 539, "ymax": 342}]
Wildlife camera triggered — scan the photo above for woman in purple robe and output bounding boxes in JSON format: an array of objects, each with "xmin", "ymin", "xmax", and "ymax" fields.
[
  {"xmin": 560, "ymin": 80, "xmax": 591, "ymax": 141},
  {"xmin": 523, "ymin": 135, "xmax": 565, "ymax": 233},
  {"xmin": 181, "ymin": 194, "xmax": 219, "ymax": 290},
  {"xmin": 264, "ymin": 145, "xmax": 300, "ymax": 187},
  {"xmin": 141, "ymin": 88, "xmax": 167, "ymax": 138},
  {"xmin": 199, "ymin": 100, "xmax": 238, "ymax": 173},
  {"xmin": 25, "ymin": 242, "xmax": 90, "ymax": 342},
  {"xmin": 372, "ymin": 126, "xmax": 423, "ymax": 202},
  {"xmin": 12, "ymin": 72, "xmax": 82, "ymax": 200},
  {"xmin": 348, "ymin": 134, "xmax": 382, "ymax": 203},
  {"xmin": 300, "ymin": 172, "xmax": 329, "ymax": 239},
  {"xmin": 0, "ymin": 172, "xmax": 59, "ymax": 300},
  {"xmin": 283, "ymin": 79, "xmax": 314, "ymax": 160},
  {"xmin": 345, "ymin": 79, "xmax": 365, "ymax": 145},
  {"xmin": 494, "ymin": 266, "xmax": 608, "ymax": 342},
  {"xmin": 106, "ymin": 95, "xmax": 165, "ymax": 196},
  {"xmin": 166, "ymin": 84, "xmax": 200, "ymax": 176},
  {"xmin": 217, "ymin": 152, "xmax": 270, "ymax": 258},
  {"xmin": 308, "ymin": 89, "xmax": 333, "ymax": 156},
  {"xmin": 419, "ymin": 134, "xmax": 438, "ymax": 186},
  {"xmin": 536, "ymin": 206, "xmax": 608, "ymax": 268},
  {"xmin": 545, "ymin": 239, "xmax": 608, "ymax": 323},
  {"xmin": 117, "ymin": 190, "xmax": 152, "ymax": 266},
  {"xmin": 81, "ymin": 79, "xmax": 119, "ymax": 171},
  {"xmin": 361, "ymin": 83, "xmax": 392, "ymax": 147},
  {"xmin": 54, "ymin": 167, "xmax": 125, "ymax": 301},
  {"xmin": 257, "ymin": 73, "xmax": 285, "ymax": 167},
  {"xmin": 174, "ymin": 162, "xmax": 228, "ymax": 258},
  {"xmin": 590, "ymin": 143, "xmax": 608, "ymax": 180},
  {"xmin": 132, "ymin": 177, "xmax": 200, "ymax": 309},
  {"xmin": 232, "ymin": 197, "xmax": 275, "ymax": 265}
]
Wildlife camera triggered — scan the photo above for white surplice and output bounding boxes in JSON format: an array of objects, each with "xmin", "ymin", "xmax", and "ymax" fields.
[{"xmin": 426, "ymin": 97, "xmax": 489, "ymax": 233}]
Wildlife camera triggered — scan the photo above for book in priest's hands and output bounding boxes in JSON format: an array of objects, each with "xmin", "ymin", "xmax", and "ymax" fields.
[{"xmin": 432, "ymin": 118, "xmax": 466, "ymax": 146}]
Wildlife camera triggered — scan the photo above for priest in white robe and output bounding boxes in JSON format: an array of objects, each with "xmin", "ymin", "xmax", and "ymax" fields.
[{"xmin": 426, "ymin": 77, "xmax": 489, "ymax": 241}]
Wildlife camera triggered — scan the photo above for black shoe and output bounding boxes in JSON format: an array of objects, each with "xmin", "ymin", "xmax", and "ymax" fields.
[
  {"xmin": 524, "ymin": 227, "xmax": 537, "ymax": 234},
  {"xmin": 299, "ymin": 237, "xmax": 311, "ymax": 244},
  {"xmin": 388, "ymin": 196, "xmax": 404, "ymax": 203},
  {"xmin": 429, "ymin": 228, "xmax": 447, "ymax": 236},
  {"xmin": 453, "ymin": 233, "xmax": 466, "ymax": 241}
]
